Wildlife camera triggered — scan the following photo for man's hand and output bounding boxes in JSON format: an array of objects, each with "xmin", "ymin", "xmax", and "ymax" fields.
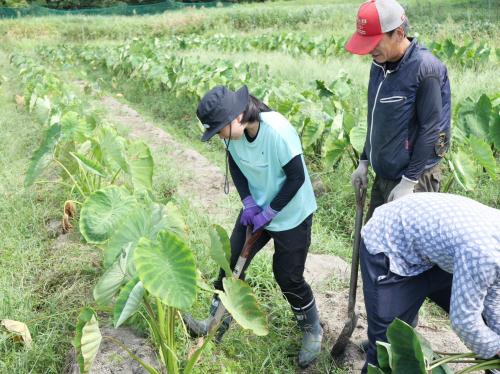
[
  {"xmin": 250, "ymin": 206, "xmax": 277, "ymax": 233},
  {"xmin": 351, "ymin": 160, "xmax": 369, "ymax": 190},
  {"xmin": 240, "ymin": 196, "xmax": 262, "ymax": 226},
  {"xmin": 388, "ymin": 176, "xmax": 418, "ymax": 202}
]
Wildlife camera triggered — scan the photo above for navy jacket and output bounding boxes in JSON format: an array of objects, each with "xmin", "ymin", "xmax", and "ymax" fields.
[{"xmin": 360, "ymin": 38, "xmax": 451, "ymax": 181}]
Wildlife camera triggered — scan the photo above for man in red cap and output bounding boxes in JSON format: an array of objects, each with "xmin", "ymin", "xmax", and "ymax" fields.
[{"xmin": 347, "ymin": 0, "xmax": 451, "ymax": 220}]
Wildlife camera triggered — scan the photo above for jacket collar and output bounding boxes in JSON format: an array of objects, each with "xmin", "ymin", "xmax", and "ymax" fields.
[{"xmin": 372, "ymin": 37, "xmax": 418, "ymax": 73}]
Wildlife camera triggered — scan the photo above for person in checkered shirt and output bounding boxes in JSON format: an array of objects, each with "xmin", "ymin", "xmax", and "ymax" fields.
[{"xmin": 360, "ymin": 192, "xmax": 499, "ymax": 372}]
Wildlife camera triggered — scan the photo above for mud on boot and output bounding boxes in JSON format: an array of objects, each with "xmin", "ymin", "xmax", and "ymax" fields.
[
  {"xmin": 293, "ymin": 301, "xmax": 323, "ymax": 368},
  {"xmin": 182, "ymin": 296, "xmax": 232, "ymax": 342}
]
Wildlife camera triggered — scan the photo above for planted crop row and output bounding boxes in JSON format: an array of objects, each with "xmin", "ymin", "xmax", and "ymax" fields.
[
  {"xmin": 164, "ymin": 33, "xmax": 498, "ymax": 68},
  {"xmin": 35, "ymin": 29, "xmax": 498, "ymax": 68},
  {"xmin": 38, "ymin": 39, "xmax": 499, "ymax": 191},
  {"xmin": 37, "ymin": 41, "xmax": 368, "ymax": 172},
  {"xmin": 10, "ymin": 54, "xmax": 156, "ymax": 199},
  {"xmin": 10, "ymin": 53, "xmax": 269, "ymax": 373},
  {"xmin": 427, "ymin": 38, "xmax": 499, "ymax": 69}
]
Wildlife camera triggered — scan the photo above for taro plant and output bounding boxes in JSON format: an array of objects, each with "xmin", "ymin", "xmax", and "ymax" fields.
[
  {"xmin": 427, "ymin": 39, "xmax": 493, "ymax": 70},
  {"xmin": 443, "ymin": 93, "xmax": 499, "ymax": 192},
  {"xmin": 368, "ymin": 319, "xmax": 500, "ymax": 374},
  {"xmin": 74, "ymin": 186, "xmax": 268, "ymax": 373},
  {"xmin": 314, "ymin": 76, "xmax": 366, "ymax": 169},
  {"xmin": 11, "ymin": 52, "xmax": 154, "ymax": 237},
  {"xmin": 11, "ymin": 53, "xmax": 154, "ymax": 197}
]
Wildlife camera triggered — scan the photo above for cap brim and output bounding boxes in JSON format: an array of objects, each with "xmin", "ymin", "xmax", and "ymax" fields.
[
  {"xmin": 201, "ymin": 122, "xmax": 225, "ymax": 142},
  {"xmin": 345, "ymin": 32, "xmax": 383, "ymax": 55}
]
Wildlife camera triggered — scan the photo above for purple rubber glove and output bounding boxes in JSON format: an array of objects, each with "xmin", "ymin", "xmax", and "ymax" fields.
[
  {"xmin": 240, "ymin": 196, "xmax": 262, "ymax": 226},
  {"xmin": 250, "ymin": 206, "xmax": 278, "ymax": 233}
]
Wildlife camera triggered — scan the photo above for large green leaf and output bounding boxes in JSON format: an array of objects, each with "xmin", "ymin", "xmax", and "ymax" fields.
[
  {"xmin": 376, "ymin": 341, "xmax": 392, "ymax": 373},
  {"xmin": 103, "ymin": 202, "xmax": 186, "ymax": 270},
  {"xmin": 218, "ymin": 277, "xmax": 268, "ymax": 336},
  {"xmin": 475, "ymin": 94, "xmax": 492, "ymax": 136},
  {"xmin": 469, "ymin": 136, "xmax": 497, "ymax": 180},
  {"xmin": 93, "ymin": 251, "xmax": 128, "ymax": 305},
  {"xmin": 456, "ymin": 96, "xmax": 490, "ymax": 140},
  {"xmin": 163, "ymin": 202, "xmax": 187, "ymax": 240},
  {"xmin": 74, "ymin": 308, "xmax": 102, "ymax": 374},
  {"xmin": 33, "ymin": 96, "xmax": 51, "ymax": 125},
  {"xmin": 113, "ymin": 277, "xmax": 145, "ymax": 328},
  {"xmin": 350, "ymin": 125, "xmax": 367, "ymax": 154},
  {"xmin": 450, "ymin": 150, "xmax": 477, "ymax": 191},
  {"xmin": 209, "ymin": 225, "xmax": 232, "ymax": 276},
  {"xmin": 301, "ymin": 117, "xmax": 326, "ymax": 149},
  {"xmin": 70, "ymin": 152, "xmax": 106, "ymax": 177},
  {"xmin": 79, "ymin": 186, "xmax": 137, "ymax": 244},
  {"xmin": 25, "ymin": 124, "xmax": 61, "ymax": 187},
  {"xmin": 367, "ymin": 366, "xmax": 386, "ymax": 374},
  {"xmin": 127, "ymin": 140, "xmax": 153, "ymax": 191},
  {"xmin": 96, "ymin": 126, "xmax": 129, "ymax": 173},
  {"xmin": 134, "ymin": 231, "xmax": 196, "ymax": 310},
  {"xmin": 60, "ymin": 111, "xmax": 94, "ymax": 143},
  {"xmin": 315, "ymin": 79, "xmax": 334, "ymax": 97},
  {"xmin": 323, "ymin": 132, "xmax": 348, "ymax": 169},
  {"xmin": 416, "ymin": 333, "xmax": 452, "ymax": 373},
  {"xmin": 386, "ymin": 319, "xmax": 426, "ymax": 374},
  {"xmin": 342, "ymin": 111, "xmax": 356, "ymax": 135}
]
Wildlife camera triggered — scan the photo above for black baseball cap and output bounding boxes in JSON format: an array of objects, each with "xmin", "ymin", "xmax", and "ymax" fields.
[{"xmin": 197, "ymin": 85, "xmax": 250, "ymax": 142}]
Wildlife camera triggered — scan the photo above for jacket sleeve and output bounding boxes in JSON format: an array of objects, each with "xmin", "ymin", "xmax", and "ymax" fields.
[{"xmin": 403, "ymin": 76, "xmax": 442, "ymax": 181}]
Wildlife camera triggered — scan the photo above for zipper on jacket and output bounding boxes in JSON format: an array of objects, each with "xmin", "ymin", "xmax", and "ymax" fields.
[{"xmin": 369, "ymin": 62, "xmax": 392, "ymax": 167}]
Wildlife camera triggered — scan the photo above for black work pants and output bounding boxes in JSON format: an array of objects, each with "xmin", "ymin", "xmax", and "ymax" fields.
[
  {"xmin": 214, "ymin": 212, "xmax": 315, "ymax": 310},
  {"xmin": 359, "ymin": 239, "xmax": 453, "ymax": 373}
]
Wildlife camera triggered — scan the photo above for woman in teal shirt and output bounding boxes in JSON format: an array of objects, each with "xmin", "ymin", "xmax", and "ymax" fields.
[{"xmin": 185, "ymin": 85, "xmax": 322, "ymax": 368}]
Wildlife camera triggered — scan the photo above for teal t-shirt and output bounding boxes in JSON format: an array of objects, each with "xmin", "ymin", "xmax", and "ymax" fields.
[{"xmin": 228, "ymin": 111, "xmax": 317, "ymax": 231}]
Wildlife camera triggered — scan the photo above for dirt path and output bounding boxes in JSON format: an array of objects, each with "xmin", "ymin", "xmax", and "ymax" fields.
[
  {"xmin": 101, "ymin": 96, "xmax": 233, "ymax": 224},
  {"xmin": 100, "ymin": 95, "xmax": 467, "ymax": 373}
]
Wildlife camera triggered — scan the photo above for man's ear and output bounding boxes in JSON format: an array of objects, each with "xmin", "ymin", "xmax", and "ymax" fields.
[{"xmin": 396, "ymin": 26, "xmax": 406, "ymax": 41}]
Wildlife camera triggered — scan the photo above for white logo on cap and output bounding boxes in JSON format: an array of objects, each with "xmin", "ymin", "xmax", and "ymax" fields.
[{"xmin": 203, "ymin": 123, "xmax": 210, "ymax": 129}]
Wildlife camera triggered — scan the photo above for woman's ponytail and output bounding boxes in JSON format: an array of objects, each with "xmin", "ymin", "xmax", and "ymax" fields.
[{"xmin": 241, "ymin": 95, "xmax": 272, "ymax": 124}]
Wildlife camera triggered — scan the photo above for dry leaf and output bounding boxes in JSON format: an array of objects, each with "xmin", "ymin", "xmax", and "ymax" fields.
[
  {"xmin": 64, "ymin": 200, "xmax": 76, "ymax": 219},
  {"xmin": 116, "ymin": 93, "xmax": 123, "ymax": 98},
  {"xmin": 187, "ymin": 337, "xmax": 205, "ymax": 360},
  {"xmin": 1, "ymin": 319, "xmax": 32, "ymax": 348},
  {"xmin": 62, "ymin": 212, "xmax": 73, "ymax": 234},
  {"xmin": 15, "ymin": 95, "xmax": 25, "ymax": 108}
]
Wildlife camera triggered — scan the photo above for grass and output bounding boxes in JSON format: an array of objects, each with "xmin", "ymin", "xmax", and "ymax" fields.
[
  {"xmin": 0, "ymin": 0, "xmax": 497, "ymax": 45},
  {"xmin": 0, "ymin": 0, "xmax": 498, "ymax": 372},
  {"xmin": 0, "ymin": 50, "xmax": 100, "ymax": 373}
]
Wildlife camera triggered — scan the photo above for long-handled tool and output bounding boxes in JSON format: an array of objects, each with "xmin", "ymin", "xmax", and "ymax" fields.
[
  {"xmin": 330, "ymin": 181, "xmax": 366, "ymax": 357},
  {"xmin": 208, "ymin": 226, "xmax": 262, "ymax": 334}
]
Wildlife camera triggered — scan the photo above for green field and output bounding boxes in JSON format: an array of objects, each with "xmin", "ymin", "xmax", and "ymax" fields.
[{"xmin": 0, "ymin": 0, "xmax": 499, "ymax": 373}]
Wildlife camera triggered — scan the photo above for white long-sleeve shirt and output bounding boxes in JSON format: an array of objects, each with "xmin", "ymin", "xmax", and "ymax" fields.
[{"xmin": 362, "ymin": 193, "xmax": 500, "ymax": 358}]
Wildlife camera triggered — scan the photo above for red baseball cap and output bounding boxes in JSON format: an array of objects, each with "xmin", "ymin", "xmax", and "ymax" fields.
[{"xmin": 345, "ymin": 0, "xmax": 406, "ymax": 55}]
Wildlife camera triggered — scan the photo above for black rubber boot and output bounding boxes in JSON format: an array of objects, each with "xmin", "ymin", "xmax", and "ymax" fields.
[
  {"xmin": 293, "ymin": 302, "xmax": 323, "ymax": 368},
  {"xmin": 183, "ymin": 296, "xmax": 232, "ymax": 343}
]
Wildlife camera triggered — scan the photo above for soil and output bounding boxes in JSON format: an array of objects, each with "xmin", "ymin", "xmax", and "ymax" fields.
[
  {"xmin": 102, "ymin": 96, "xmax": 231, "ymax": 223},
  {"xmin": 64, "ymin": 327, "xmax": 162, "ymax": 374},
  {"xmin": 69, "ymin": 93, "xmax": 468, "ymax": 373}
]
